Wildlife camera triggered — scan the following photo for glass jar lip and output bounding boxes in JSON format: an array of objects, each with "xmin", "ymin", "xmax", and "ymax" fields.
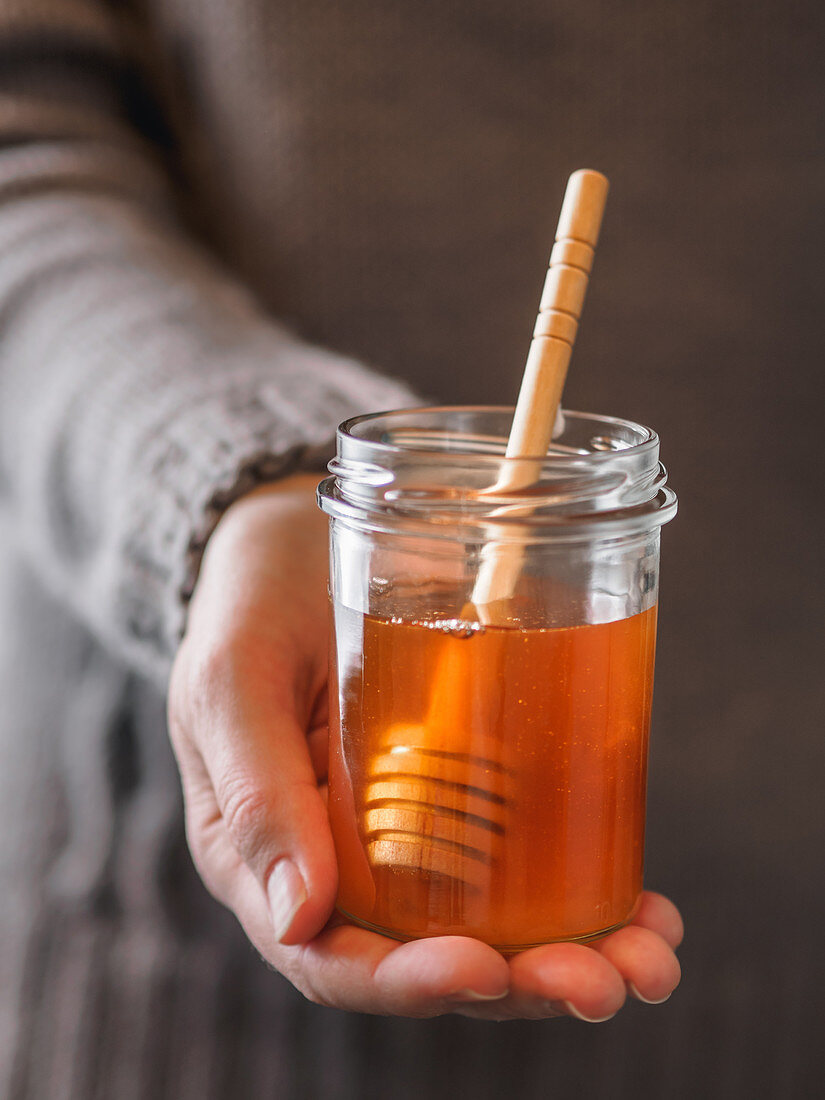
[
  {"xmin": 338, "ymin": 405, "xmax": 659, "ymax": 465},
  {"xmin": 320, "ymin": 405, "xmax": 676, "ymax": 540}
]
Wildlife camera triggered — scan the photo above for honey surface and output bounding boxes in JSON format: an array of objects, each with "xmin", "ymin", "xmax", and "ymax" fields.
[{"xmin": 328, "ymin": 602, "xmax": 658, "ymax": 948}]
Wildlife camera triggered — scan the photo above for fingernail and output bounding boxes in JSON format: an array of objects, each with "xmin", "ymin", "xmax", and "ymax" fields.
[
  {"xmin": 563, "ymin": 1000, "xmax": 617, "ymax": 1023},
  {"xmin": 628, "ymin": 982, "xmax": 673, "ymax": 1005},
  {"xmin": 267, "ymin": 859, "xmax": 307, "ymax": 942},
  {"xmin": 447, "ymin": 989, "xmax": 509, "ymax": 1003}
]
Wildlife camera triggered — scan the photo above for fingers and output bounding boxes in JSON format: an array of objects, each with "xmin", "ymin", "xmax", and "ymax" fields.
[
  {"xmin": 592, "ymin": 890, "xmax": 683, "ymax": 1005},
  {"xmin": 180, "ymin": 806, "xmax": 513, "ymax": 1019},
  {"xmin": 297, "ymin": 929, "xmax": 511, "ymax": 1017},
  {"xmin": 631, "ymin": 890, "xmax": 684, "ymax": 949},
  {"xmin": 594, "ymin": 924, "xmax": 681, "ymax": 1005},
  {"xmin": 183, "ymin": 834, "xmax": 511, "ymax": 1018},
  {"xmin": 205, "ymin": 684, "xmax": 336, "ymax": 943},
  {"xmin": 506, "ymin": 942, "xmax": 627, "ymax": 1022},
  {"xmin": 481, "ymin": 890, "xmax": 683, "ymax": 1022},
  {"xmin": 170, "ymin": 631, "xmax": 337, "ymax": 946}
]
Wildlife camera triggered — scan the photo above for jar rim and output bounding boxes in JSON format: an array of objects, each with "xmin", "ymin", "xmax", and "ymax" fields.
[
  {"xmin": 319, "ymin": 405, "xmax": 677, "ymax": 540},
  {"xmin": 339, "ymin": 405, "xmax": 659, "ymax": 465}
]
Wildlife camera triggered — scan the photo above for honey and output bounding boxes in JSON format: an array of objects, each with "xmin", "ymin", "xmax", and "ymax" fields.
[{"xmin": 328, "ymin": 599, "xmax": 658, "ymax": 950}]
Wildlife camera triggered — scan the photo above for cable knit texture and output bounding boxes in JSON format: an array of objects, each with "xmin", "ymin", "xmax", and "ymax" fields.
[
  {"xmin": 1, "ymin": 1, "xmax": 824, "ymax": 1098},
  {"xmin": 0, "ymin": 0, "xmax": 418, "ymax": 683}
]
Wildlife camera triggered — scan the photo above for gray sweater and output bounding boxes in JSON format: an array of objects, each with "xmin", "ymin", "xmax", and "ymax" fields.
[{"xmin": 2, "ymin": 1, "xmax": 823, "ymax": 1098}]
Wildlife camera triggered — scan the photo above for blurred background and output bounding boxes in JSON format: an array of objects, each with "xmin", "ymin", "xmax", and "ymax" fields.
[
  {"xmin": 271, "ymin": 4, "xmax": 825, "ymax": 1094},
  {"xmin": 1, "ymin": 0, "xmax": 823, "ymax": 1097}
]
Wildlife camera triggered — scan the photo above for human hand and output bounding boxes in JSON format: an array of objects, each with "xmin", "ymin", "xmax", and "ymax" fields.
[{"xmin": 168, "ymin": 473, "xmax": 682, "ymax": 1019}]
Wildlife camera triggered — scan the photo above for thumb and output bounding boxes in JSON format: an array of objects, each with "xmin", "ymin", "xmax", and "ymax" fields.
[{"xmin": 201, "ymin": 667, "xmax": 338, "ymax": 945}]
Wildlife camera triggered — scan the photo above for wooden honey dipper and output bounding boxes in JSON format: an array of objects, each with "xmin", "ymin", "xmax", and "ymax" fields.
[{"xmin": 365, "ymin": 170, "xmax": 610, "ymax": 889}]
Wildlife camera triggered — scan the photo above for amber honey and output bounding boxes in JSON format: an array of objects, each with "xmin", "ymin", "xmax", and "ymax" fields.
[{"xmin": 328, "ymin": 600, "xmax": 658, "ymax": 950}]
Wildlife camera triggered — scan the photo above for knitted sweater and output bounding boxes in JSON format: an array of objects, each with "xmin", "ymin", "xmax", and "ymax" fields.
[{"xmin": 1, "ymin": 2, "xmax": 824, "ymax": 1098}]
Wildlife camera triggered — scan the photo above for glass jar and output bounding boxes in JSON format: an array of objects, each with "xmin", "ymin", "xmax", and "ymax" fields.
[{"xmin": 317, "ymin": 406, "xmax": 677, "ymax": 951}]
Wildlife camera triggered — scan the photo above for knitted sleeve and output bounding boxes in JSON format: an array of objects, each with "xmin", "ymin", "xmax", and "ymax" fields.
[{"xmin": 0, "ymin": 0, "xmax": 417, "ymax": 687}]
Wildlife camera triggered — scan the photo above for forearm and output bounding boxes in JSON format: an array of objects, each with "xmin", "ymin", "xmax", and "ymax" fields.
[{"xmin": 0, "ymin": 1, "xmax": 415, "ymax": 686}]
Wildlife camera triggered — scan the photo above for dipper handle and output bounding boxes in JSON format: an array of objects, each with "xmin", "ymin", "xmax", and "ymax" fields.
[
  {"xmin": 505, "ymin": 169, "xmax": 609, "ymax": 467},
  {"xmin": 471, "ymin": 169, "xmax": 609, "ymax": 611}
]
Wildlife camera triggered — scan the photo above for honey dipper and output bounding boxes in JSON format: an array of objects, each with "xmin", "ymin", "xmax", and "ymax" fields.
[{"xmin": 366, "ymin": 170, "xmax": 610, "ymax": 889}]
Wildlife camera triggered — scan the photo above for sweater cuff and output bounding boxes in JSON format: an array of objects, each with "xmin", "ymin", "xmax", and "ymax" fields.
[{"xmin": 115, "ymin": 344, "xmax": 419, "ymax": 681}]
